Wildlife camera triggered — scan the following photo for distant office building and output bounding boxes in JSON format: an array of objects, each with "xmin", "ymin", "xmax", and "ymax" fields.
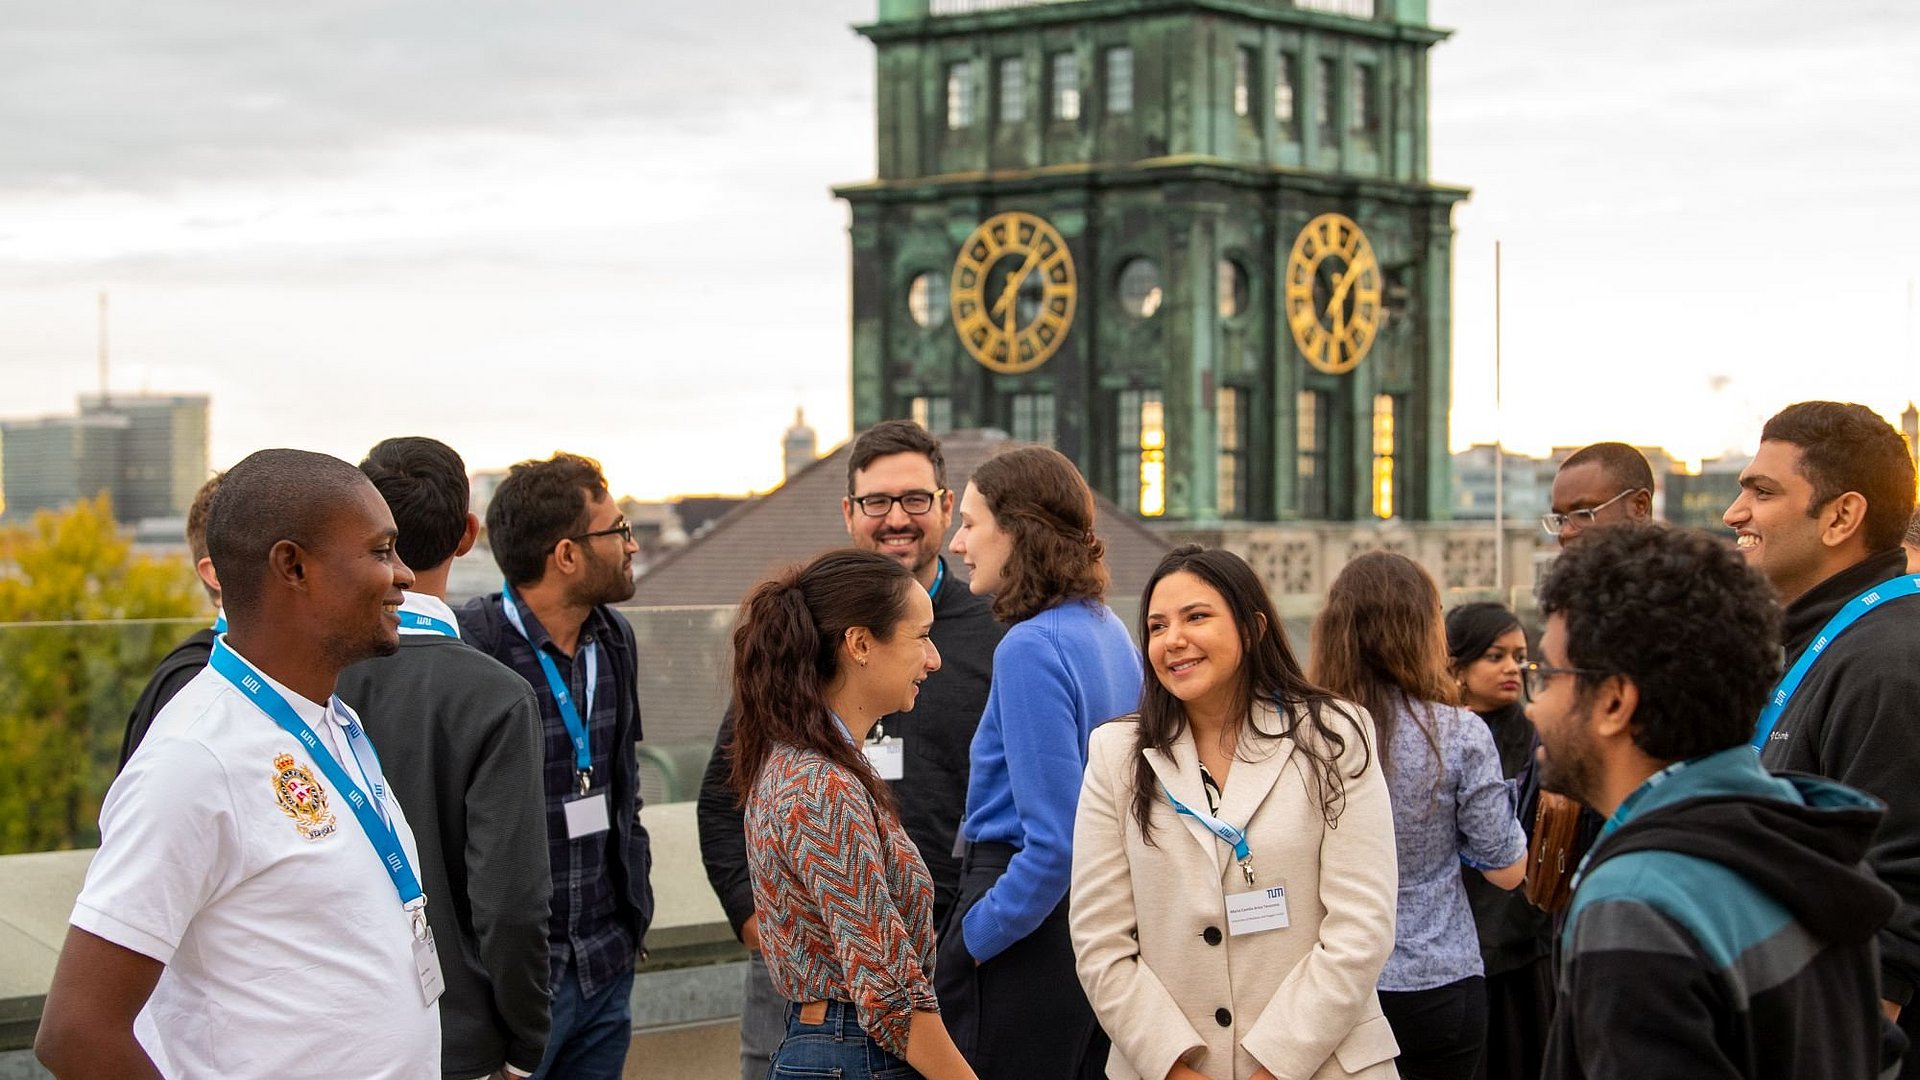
[
  {"xmin": 0, "ymin": 414, "xmax": 128, "ymax": 520},
  {"xmin": 77, "ymin": 394, "xmax": 210, "ymax": 523},
  {"xmin": 1, "ymin": 393, "xmax": 207, "ymax": 524},
  {"xmin": 783, "ymin": 407, "xmax": 819, "ymax": 480},
  {"xmin": 1666, "ymin": 453, "xmax": 1749, "ymax": 531},
  {"xmin": 469, "ymin": 469, "xmax": 509, "ymax": 523},
  {"xmin": 1448, "ymin": 443, "xmax": 1553, "ymax": 523}
]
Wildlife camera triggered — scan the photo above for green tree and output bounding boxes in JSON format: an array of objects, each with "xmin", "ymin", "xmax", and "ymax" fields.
[{"xmin": 0, "ymin": 495, "xmax": 203, "ymax": 853}]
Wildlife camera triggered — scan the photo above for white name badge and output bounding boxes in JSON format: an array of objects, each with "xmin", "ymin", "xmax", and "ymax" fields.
[
  {"xmin": 864, "ymin": 737, "xmax": 905, "ymax": 781},
  {"xmin": 565, "ymin": 792, "xmax": 611, "ymax": 839},
  {"xmin": 1226, "ymin": 885, "xmax": 1290, "ymax": 936},
  {"xmin": 414, "ymin": 928, "xmax": 446, "ymax": 1004}
]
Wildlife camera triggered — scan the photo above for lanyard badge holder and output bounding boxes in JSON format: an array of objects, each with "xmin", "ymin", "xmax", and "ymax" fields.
[
  {"xmin": 501, "ymin": 585, "xmax": 610, "ymax": 839},
  {"xmin": 1166, "ymin": 786, "xmax": 1290, "ymax": 936},
  {"xmin": 864, "ymin": 720, "xmax": 906, "ymax": 781},
  {"xmin": 209, "ymin": 639, "xmax": 444, "ymax": 1004}
]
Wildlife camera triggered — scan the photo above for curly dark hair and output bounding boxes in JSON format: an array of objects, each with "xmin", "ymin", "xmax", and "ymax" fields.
[
  {"xmin": 1761, "ymin": 401, "xmax": 1916, "ymax": 553},
  {"xmin": 968, "ymin": 446, "xmax": 1109, "ymax": 623},
  {"xmin": 360, "ymin": 437, "xmax": 469, "ymax": 572},
  {"xmin": 1537, "ymin": 522, "xmax": 1782, "ymax": 761},
  {"xmin": 1133, "ymin": 545, "xmax": 1361, "ymax": 838},
  {"xmin": 848, "ymin": 419, "xmax": 945, "ymax": 493},
  {"xmin": 485, "ymin": 452, "xmax": 608, "ymax": 587}
]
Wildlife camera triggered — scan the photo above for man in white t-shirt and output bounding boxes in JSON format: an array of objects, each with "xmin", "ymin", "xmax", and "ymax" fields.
[{"xmin": 35, "ymin": 448, "xmax": 443, "ymax": 1079}]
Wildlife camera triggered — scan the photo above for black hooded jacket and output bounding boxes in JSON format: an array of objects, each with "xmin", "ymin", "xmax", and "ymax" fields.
[
  {"xmin": 1543, "ymin": 748, "xmax": 1904, "ymax": 1079},
  {"xmin": 1759, "ymin": 548, "xmax": 1920, "ymax": 1013}
]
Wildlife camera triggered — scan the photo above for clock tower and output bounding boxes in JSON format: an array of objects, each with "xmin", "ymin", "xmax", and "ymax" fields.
[{"xmin": 837, "ymin": 0, "xmax": 1464, "ymax": 523}]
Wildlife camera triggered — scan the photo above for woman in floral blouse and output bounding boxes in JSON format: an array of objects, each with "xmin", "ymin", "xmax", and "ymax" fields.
[{"xmin": 729, "ymin": 548, "xmax": 976, "ymax": 1080}]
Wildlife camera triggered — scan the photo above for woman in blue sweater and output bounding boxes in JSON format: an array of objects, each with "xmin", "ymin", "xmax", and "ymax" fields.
[{"xmin": 937, "ymin": 446, "xmax": 1142, "ymax": 1080}]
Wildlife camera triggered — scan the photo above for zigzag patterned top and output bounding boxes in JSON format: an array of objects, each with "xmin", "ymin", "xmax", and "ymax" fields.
[{"xmin": 746, "ymin": 741, "xmax": 940, "ymax": 1058}]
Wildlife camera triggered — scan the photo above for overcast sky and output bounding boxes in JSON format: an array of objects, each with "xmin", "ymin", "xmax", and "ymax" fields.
[{"xmin": 0, "ymin": 0, "xmax": 1915, "ymax": 498}]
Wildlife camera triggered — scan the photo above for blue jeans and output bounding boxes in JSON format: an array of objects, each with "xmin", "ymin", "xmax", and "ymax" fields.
[
  {"xmin": 530, "ymin": 958, "xmax": 634, "ymax": 1080},
  {"xmin": 771, "ymin": 1000, "xmax": 918, "ymax": 1079}
]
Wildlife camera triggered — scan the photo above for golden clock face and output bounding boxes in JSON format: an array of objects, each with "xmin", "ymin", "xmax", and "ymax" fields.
[
  {"xmin": 950, "ymin": 211, "xmax": 1077, "ymax": 375},
  {"xmin": 1285, "ymin": 212, "xmax": 1383, "ymax": 375}
]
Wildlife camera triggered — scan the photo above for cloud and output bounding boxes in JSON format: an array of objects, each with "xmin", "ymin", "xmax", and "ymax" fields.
[{"xmin": 0, "ymin": 0, "xmax": 874, "ymax": 193}]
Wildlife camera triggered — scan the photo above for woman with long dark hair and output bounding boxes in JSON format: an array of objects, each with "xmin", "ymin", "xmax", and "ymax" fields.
[
  {"xmin": 1311, "ymin": 553, "xmax": 1527, "ymax": 1080},
  {"xmin": 1445, "ymin": 602, "xmax": 1553, "ymax": 1080},
  {"xmin": 938, "ymin": 446, "xmax": 1141, "ymax": 1080},
  {"xmin": 1072, "ymin": 545, "xmax": 1402, "ymax": 1080},
  {"xmin": 730, "ymin": 549, "xmax": 976, "ymax": 1080}
]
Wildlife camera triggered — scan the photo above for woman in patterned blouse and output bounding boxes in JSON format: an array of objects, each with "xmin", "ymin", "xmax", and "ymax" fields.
[
  {"xmin": 1310, "ymin": 553, "xmax": 1529, "ymax": 1080},
  {"xmin": 729, "ymin": 548, "xmax": 977, "ymax": 1080}
]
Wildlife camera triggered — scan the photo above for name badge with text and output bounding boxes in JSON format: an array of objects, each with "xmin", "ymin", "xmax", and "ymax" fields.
[
  {"xmin": 414, "ymin": 929, "xmax": 446, "ymax": 1004},
  {"xmin": 1226, "ymin": 885, "xmax": 1290, "ymax": 936},
  {"xmin": 565, "ymin": 792, "xmax": 611, "ymax": 839},
  {"xmin": 864, "ymin": 737, "xmax": 905, "ymax": 781}
]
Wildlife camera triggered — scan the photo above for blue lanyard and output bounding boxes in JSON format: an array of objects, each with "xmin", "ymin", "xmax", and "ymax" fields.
[
  {"xmin": 928, "ymin": 559, "xmax": 945, "ymax": 601},
  {"xmin": 207, "ymin": 639, "xmax": 424, "ymax": 910},
  {"xmin": 500, "ymin": 584, "xmax": 598, "ymax": 791},
  {"xmin": 1751, "ymin": 576, "xmax": 1920, "ymax": 752},
  {"xmin": 1568, "ymin": 758, "xmax": 1692, "ymax": 895},
  {"xmin": 397, "ymin": 610, "xmax": 459, "ymax": 637},
  {"xmin": 1166, "ymin": 786, "xmax": 1256, "ymax": 885}
]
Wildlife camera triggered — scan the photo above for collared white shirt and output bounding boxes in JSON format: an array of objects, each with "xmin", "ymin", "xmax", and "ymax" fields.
[
  {"xmin": 72, "ymin": 646, "xmax": 439, "ymax": 1078},
  {"xmin": 397, "ymin": 591, "xmax": 462, "ymax": 638}
]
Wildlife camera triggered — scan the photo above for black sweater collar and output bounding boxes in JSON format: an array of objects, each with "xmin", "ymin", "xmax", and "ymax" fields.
[{"xmin": 1782, "ymin": 548, "xmax": 1909, "ymax": 659}]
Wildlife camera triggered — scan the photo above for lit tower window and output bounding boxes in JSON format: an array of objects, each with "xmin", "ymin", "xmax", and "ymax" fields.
[
  {"xmin": 1371, "ymin": 392, "xmax": 1396, "ymax": 519},
  {"xmin": 1140, "ymin": 396, "xmax": 1167, "ymax": 517}
]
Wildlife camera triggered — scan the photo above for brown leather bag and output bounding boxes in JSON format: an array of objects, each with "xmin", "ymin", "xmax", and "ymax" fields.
[{"xmin": 1525, "ymin": 791, "xmax": 1583, "ymax": 913}]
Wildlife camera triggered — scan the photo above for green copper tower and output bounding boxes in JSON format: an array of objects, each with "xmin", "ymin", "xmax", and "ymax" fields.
[{"xmin": 837, "ymin": 0, "xmax": 1464, "ymax": 522}]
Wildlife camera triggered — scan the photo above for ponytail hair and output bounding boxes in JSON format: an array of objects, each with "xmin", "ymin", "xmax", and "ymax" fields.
[{"xmin": 728, "ymin": 548, "xmax": 916, "ymax": 812}]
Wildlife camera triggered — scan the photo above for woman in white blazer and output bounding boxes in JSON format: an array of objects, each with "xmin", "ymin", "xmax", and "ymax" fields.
[{"xmin": 1071, "ymin": 545, "xmax": 1401, "ymax": 1080}]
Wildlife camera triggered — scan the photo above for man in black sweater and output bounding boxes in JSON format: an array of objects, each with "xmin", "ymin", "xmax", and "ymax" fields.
[
  {"xmin": 119, "ymin": 471, "xmax": 226, "ymax": 769},
  {"xmin": 696, "ymin": 420, "xmax": 1003, "ymax": 1080},
  {"xmin": 335, "ymin": 437, "xmax": 552, "ymax": 1080},
  {"xmin": 1725, "ymin": 400, "xmax": 1920, "ymax": 1071}
]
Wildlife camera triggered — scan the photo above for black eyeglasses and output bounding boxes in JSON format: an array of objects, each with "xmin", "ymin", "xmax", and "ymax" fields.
[
  {"xmin": 564, "ymin": 519, "xmax": 633, "ymax": 546},
  {"xmin": 850, "ymin": 489, "xmax": 944, "ymax": 518},
  {"xmin": 1519, "ymin": 661, "xmax": 1608, "ymax": 702},
  {"xmin": 1540, "ymin": 488, "xmax": 1648, "ymax": 536}
]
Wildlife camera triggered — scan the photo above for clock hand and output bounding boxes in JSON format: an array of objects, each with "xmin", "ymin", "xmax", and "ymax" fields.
[
  {"xmin": 1324, "ymin": 252, "xmax": 1376, "ymax": 320},
  {"xmin": 990, "ymin": 248, "xmax": 1043, "ymax": 322}
]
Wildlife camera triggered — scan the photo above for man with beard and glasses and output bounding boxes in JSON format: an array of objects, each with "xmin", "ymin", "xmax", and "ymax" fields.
[
  {"xmin": 458, "ymin": 452, "xmax": 654, "ymax": 1080},
  {"xmin": 37, "ymin": 450, "xmax": 440, "ymax": 1078},
  {"xmin": 697, "ymin": 419, "xmax": 1004, "ymax": 1080},
  {"xmin": 1525, "ymin": 523, "xmax": 1904, "ymax": 1079}
]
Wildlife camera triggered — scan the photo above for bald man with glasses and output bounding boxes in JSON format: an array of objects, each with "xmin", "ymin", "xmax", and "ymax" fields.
[{"xmin": 1543, "ymin": 443, "xmax": 1655, "ymax": 548}]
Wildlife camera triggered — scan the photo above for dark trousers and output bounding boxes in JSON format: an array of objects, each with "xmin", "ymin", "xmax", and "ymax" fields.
[
  {"xmin": 1380, "ymin": 975, "xmax": 1489, "ymax": 1080},
  {"xmin": 935, "ymin": 842, "xmax": 1108, "ymax": 1080},
  {"xmin": 1476, "ymin": 958, "xmax": 1553, "ymax": 1080}
]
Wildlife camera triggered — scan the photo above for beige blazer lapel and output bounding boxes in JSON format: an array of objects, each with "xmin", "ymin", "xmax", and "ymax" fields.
[
  {"xmin": 1142, "ymin": 728, "xmax": 1223, "ymax": 876},
  {"xmin": 1212, "ymin": 701, "xmax": 1298, "ymax": 881}
]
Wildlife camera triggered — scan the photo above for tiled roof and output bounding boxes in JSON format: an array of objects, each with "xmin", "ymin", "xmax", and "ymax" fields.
[{"xmin": 632, "ymin": 429, "xmax": 1173, "ymax": 611}]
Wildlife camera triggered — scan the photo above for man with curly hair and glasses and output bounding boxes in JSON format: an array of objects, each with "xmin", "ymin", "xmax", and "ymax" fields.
[{"xmin": 1526, "ymin": 522, "xmax": 1903, "ymax": 1079}]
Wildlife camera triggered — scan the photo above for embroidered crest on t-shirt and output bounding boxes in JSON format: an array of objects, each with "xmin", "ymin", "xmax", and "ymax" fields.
[{"xmin": 272, "ymin": 753, "xmax": 337, "ymax": 840}]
